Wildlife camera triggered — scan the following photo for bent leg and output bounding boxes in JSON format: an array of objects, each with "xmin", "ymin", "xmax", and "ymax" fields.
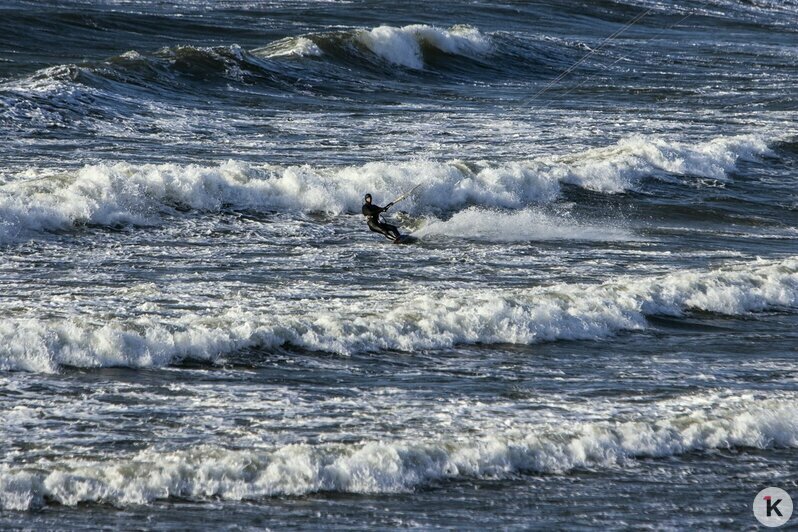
[
  {"xmin": 368, "ymin": 221, "xmax": 398, "ymax": 241},
  {"xmin": 380, "ymin": 222, "xmax": 401, "ymax": 240}
]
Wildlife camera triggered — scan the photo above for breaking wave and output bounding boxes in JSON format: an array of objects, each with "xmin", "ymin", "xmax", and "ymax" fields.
[
  {"xmin": 352, "ymin": 24, "xmax": 491, "ymax": 69},
  {"xmin": 1, "ymin": 257, "xmax": 795, "ymax": 373},
  {"xmin": 254, "ymin": 24, "xmax": 491, "ymax": 68},
  {"xmin": 1, "ymin": 394, "xmax": 795, "ymax": 510},
  {"xmin": 0, "ymin": 134, "xmax": 771, "ymax": 244},
  {"xmin": 0, "ymin": 24, "xmax": 493, "ymax": 131}
]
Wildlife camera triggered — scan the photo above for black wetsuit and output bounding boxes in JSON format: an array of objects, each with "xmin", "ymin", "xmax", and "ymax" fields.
[{"xmin": 362, "ymin": 202, "xmax": 400, "ymax": 240}]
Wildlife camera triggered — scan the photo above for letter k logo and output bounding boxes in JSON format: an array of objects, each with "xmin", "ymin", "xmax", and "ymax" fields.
[
  {"xmin": 755, "ymin": 488, "xmax": 792, "ymax": 527},
  {"xmin": 765, "ymin": 495, "xmax": 783, "ymax": 518}
]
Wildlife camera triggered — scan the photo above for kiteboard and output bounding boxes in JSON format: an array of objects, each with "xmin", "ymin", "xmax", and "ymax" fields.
[{"xmin": 393, "ymin": 235, "xmax": 417, "ymax": 244}]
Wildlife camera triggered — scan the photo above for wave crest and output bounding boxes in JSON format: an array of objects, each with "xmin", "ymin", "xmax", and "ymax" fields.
[
  {"xmin": 0, "ymin": 134, "xmax": 770, "ymax": 243},
  {"xmin": 355, "ymin": 24, "xmax": 491, "ymax": 69},
  {"xmin": 2, "ymin": 395, "xmax": 795, "ymax": 509},
  {"xmin": 1, "ymin": 258, "xmax": 795, "ymax": 373}
]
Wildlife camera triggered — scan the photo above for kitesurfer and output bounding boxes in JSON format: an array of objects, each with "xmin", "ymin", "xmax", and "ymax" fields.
[{"xmin": 362, "ymin": 193, "xmax": 401, "ymax": 241}]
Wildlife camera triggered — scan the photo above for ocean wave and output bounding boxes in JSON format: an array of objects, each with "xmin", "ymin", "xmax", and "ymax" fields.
[
  {"xmin": 549, "ymin": 134, "xmax": 771, "ymax": 187},
  {"xmin": 155, "ymin": 44, "xmax": 254, "ymax": 82},
  {"xmin": 0, "ymin": 23, "xmax": 559, "ymax": 133},
  {"xmin": 414, "ymin": 207, "xmax": 636, "ymax": 242},
  {"xmin": 2, "ymin": 395, "xmax": 795, "ymax": 510},
  {"xmin": 352, "ymin": 24, "xmax": 491, "ymax": 69},
  {"xmin": 0, "ymin": 65, "xmax": 115, "ymax": 129},
  {"xmin": 1, "ymin": 24, "xmax": 491, "ymax": 122},
  {"xmin": 1, "ymin": 3, "xmax": 794, "ymax": 128},
  {"xmin": 1, "ymin": 257, "xmax": 795, "ymax": 373},
  {"xmin": 253, "ymin": 36, "xmax": 324, "ymax": 59},
  {"xmin": 0, "ymin": 44, "xmax": 293, "ymax": 131},
  {"xmin": 0, "ymin": 134, "xmax": 771, "ymax": 243},
  {"xmin": 253, "ymin": 24, "xmax": 491, "ymax": 69}
]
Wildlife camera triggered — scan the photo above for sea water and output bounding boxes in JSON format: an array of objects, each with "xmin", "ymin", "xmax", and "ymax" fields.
[{"xmin": 1, "ymin": 0, "xmax": 797, "ymax": 528}]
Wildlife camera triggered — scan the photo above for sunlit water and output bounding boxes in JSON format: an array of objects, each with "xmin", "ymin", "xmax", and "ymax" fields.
[{"xmin": 1, "ymin": 0, "xmax": 797, "ymax": 528}]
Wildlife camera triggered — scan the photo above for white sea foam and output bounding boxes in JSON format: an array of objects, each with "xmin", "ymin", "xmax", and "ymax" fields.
[
  {"xmin": 1, "ymin": 395, "xmax": 795, "ymax": 509},
  {"xmin": 542, "ymin": 134, "xmax": 772, "ymax": 191},
  {"xmin": 0, "ymin": 134, "xmax": 771, "ymax": 243},
  {"xmin": 1, "ymin": 257, "xmax": 795, "ymax": 373},
  {"xmin": 253, "ymin": 37, "xmax": 323, "ymax": 58},
  {"xmin": 0, "ymin": 65, "xmax": 101, "ymax": 130},
  {"xmin": 414, "ymin": 207, "xmax": 635, "ymax": 242},
  {"xmin": 355, "ymin": 24, "xmax": 491, "ymax": 69}
]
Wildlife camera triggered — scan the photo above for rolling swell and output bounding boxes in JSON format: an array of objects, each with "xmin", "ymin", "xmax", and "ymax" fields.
[
  {"xmin": 0, "ymin": 23, "xmax": 602, "ymax": 135},
  {"xmin": 0, "ymin": 45, "xmax": 305, "ymax": 132},
  {"xmin": 3, "ymin": 7, "xmax": 794, "ymax": 151}
]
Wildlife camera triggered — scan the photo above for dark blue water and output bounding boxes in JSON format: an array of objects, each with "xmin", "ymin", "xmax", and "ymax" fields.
[{"xmin": 1, "ymin": 0, "xmax": 797, "ymax": 528}]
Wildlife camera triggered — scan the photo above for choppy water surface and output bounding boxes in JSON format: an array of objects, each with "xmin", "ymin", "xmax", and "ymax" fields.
[{"xmin": 1, "ymin": 0, "xmax": 797, "ymax": 528}]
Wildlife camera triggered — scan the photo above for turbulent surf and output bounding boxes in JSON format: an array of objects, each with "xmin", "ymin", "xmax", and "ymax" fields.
[{"xmin": 1, "ymin": 0, "xmax": 796, "ymax": 528}]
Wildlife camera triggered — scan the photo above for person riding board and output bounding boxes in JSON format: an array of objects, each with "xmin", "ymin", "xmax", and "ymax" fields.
[{"xmin": 362, "ymin": 193, "xmax": 401, "ymax": 241}]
